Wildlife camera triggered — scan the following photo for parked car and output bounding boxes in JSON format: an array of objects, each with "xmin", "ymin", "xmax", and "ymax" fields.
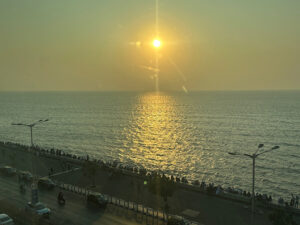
[
  {"xmin": 18, "ymin": 171, "xmax": 33, "ymax": 182},
  {"xmin": 0, "ymin": 166, "xmax": 17, "ymax": 176},
  {"xmin": 86, "ymin": 193, "xmax": 108, "ymax": 208},
  {"xmin": 25, "ymin": 202, "xmax": 51, "ymax": 218},
  {"xmin": 0, "ymin": 214, "xmax": 14, "ymax": 225},
  {"xmin": 38, "ymin": 177, "xmax": 55, "ymax": 189}
]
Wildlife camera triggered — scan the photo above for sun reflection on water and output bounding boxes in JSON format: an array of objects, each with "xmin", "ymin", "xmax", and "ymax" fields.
[{"xmin": 121, "ymin": 92, "xmax": 195, "ymax": 175}]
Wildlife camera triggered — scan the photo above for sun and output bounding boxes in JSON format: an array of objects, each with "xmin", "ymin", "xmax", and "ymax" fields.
[{"xmin": 153, "ymin": 39, "xmax": 161, "ymax": 48}]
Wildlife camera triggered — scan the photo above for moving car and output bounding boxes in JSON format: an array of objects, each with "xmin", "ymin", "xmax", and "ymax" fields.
[
  {"xmin": 38, "ymin": 177, "xmax": 55, "ymax": 189},
  {"xmin": 86, "ymin": 193, "xmax": 108, "ymax": 208},
  {"xmin": 0, "ymin": 166, "xmax": 17, "ymax": 176},
  {"xmin": 18, "ymin": 171, "xmax": 33, "ymax": 182},
  {"xmin": 0, "ymin": 214, "xmax": 14, "ymax": 225},
  {"xmin": 25, "ymin": 202, "xmax": 51, "ymax": 218}
]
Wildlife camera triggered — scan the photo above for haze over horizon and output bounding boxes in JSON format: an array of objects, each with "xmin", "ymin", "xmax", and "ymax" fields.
[{"xmin": 1, "ymin": 0, "xmax": 299, "ymax": 92}]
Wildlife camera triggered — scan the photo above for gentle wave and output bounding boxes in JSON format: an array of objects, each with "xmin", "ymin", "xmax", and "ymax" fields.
[{"xmin": 0, "ymin": 91, "xmax": 299, "ymax": 200}]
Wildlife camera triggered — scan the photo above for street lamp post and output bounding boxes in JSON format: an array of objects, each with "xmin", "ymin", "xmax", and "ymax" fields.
[
  {"xmin": 12, "ymin": 119, "xmax": 49, "ymax": 147},
  {"xmin": 12, "ymin": 119, "xmax": 49, "ymax": 204},
  {"xmin": 228, "ymin": 144, "xmax": 280, "ymax": 224}
]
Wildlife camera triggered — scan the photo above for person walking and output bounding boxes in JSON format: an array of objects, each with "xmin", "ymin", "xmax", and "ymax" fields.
[
  {"xmin": 290, "ymin": 194, "xmax": 295, "ymax": 207},
  {"xmin": 295, "ymin": 195, "xmax": 299, "ymax": 208}
]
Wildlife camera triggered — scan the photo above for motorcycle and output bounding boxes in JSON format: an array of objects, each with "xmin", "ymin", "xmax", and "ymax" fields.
[
  {"xmin": 57, "ymin": 192, "xmax": 66, "ymax": 205},
  {"xmin": 57, "ymin": 198, "xmax": 66, "ymax": 205},
  {"xmin": 19, "ymin": 184, "xmax": 26, "ymax": 193}
]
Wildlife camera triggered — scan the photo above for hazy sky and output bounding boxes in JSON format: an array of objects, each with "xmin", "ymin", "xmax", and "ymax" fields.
[{"xmin": 0, "ymin": 0, "xmax": 299, "ymax": 91}]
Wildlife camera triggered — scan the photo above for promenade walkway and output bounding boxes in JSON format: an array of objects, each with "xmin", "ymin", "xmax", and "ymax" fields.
[{"xmin": 1, "ymin": 142, "xmax": 299, "ymax": 225}]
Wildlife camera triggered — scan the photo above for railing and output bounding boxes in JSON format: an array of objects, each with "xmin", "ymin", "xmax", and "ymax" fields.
[
  {"xmin": 2, "ymin": 141, "xmax": 300, "ymax": 217},
  {"xmin": 55, "ymin": 181, "xmax": 169, "ymax": 222}
]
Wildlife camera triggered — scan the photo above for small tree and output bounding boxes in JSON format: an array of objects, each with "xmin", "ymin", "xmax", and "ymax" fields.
[
  {"xmin": 148, "ymin": 173, "xmax": 176, "ymax": 213},
  {"xmin": 269, "ymin": 209, "xmax": 297, "ymax": 225},
  {"xmin": 9, "ymin": 151, "xmax": 16, "ymax": 167},
  {"xmin": 82, "ymin": 161, "xmax": 98, "ymax": 187}
]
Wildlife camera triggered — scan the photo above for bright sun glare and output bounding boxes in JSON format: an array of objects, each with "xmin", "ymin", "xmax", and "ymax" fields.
[{"xmin": 153, "ymin": 39, "xmax": 161, "ymax": 48}]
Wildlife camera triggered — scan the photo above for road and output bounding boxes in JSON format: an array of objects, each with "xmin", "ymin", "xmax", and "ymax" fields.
[{"xmin": 0, "ymin": 175, "xmax": 164, "ymax": 225}]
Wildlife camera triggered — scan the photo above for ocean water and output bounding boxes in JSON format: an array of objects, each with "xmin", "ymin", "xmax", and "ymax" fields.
[{"xmin": 0, "ymin": 91, "xmax": 299, "ymax": 200}]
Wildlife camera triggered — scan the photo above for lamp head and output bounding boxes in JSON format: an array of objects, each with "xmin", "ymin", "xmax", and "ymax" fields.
[{"xmin": 228, "ymin": 152, "xmax": 237, "ymax": 155}]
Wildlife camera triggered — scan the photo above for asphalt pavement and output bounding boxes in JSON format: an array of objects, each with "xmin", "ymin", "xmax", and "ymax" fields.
[{"xmin": 0, "ymin": 175, "xmax": 165, "ymax": 225}]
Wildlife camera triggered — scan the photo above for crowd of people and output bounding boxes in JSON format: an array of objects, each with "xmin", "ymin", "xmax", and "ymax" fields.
[
  {"xmin": 278, "ymin": 194, "xmax": 299, "ymax": 208},
  {"xmin": 1, "ymin": 141, "xmax": 299, "ymax": 210}
]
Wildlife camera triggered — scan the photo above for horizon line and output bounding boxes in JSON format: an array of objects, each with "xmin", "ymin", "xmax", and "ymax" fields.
[{"xmin": 0, "ymin": 88, "xmax": 300, "ymax": 93}]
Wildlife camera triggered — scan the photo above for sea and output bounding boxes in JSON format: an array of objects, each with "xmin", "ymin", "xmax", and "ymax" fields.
[{"xmin": 0, "ymin": 91, "xmax": 299, "ymax": 200}]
